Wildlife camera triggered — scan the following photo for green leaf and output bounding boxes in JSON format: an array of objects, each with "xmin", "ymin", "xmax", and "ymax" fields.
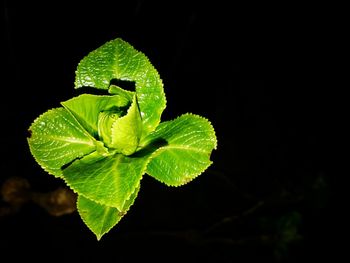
[
  {"xmin": 77, "ymin": 184, "xmax": 140, "ymax": 240},
  {"xmin": 75, "ymin": 38, "xmax": 166, "ymax": 138},
  {"xmin": 108, "ymin": 84, "xmax": 134, "ymax": 101},
  {"xmin": 61, "ymin": 94, "xmax": 130, "ymax": 137},
  {"xmin": 142, "ymin": 114, "xmax": 217, "ymax": 186},
  {"xmin": 62, "ymin": 151, "xmax": 149, "ymax": 211},
  {"xmin": 110, "ymin": 95, "xmax": 142, "ymax": 155},
  {"xmin": 28, "ymin": 108, "xmax": 97, "ymax": 177}
]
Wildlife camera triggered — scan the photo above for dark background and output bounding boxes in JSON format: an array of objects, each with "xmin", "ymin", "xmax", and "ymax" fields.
[{"xmin": 1, "ymin": 2, "xmax": 336, "ymax": 262}]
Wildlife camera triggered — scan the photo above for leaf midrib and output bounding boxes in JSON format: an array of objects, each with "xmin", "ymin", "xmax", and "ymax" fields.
[
  {"xmin": 98, "ymin": 206, "xmax": 114, "ymax": 234},
  {"xmin": 112, "ymin": 39, "xmax": 121, "ymax": 79},
  {"xmin": 45, "ymin": 135, "xmax": 95, "ymax": 146}
]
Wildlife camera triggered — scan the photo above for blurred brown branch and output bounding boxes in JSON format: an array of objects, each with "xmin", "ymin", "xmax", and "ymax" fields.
[{"xmin": 0, "ymin": 176, "xmax": 77, "ymax": 217}]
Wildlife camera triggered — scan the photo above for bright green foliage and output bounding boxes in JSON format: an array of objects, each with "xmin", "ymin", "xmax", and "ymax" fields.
[
  {"xmin": 28, "ymin": 108, "xmax": 97, "ymax": 177},
  {"xmin": 143, "ymin": 113, "xmax": 217, "ymax": 186},
  {"xmin": 75, "ymin": 38, "xmax": 166, "ymax": 139},
  {"xmin": 62, "ymin": 94, "xmax": 130, "ymax": 137},
  {"xmin": 77, "ymin": 185, "xmax": 140, "ymax": 240},
  {"xmin": 28, "ymin": 38, "xmax": 217, "ymax": 239},
  {"xmin": 63, "ymin": 152, "xmax": 148, "ymax": 210},
  {"xmin": 110, "ymin": 95, "xmax": 142, "ymax": 155}
]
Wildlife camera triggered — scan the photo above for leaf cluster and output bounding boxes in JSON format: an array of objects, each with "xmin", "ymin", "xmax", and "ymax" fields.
[{"xmin": 28, "ymin": 38, "xmax": 217, "ymax": 239}]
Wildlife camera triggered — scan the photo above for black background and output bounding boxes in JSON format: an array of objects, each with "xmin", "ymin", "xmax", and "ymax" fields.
[{"xmin": 1, "ymin": 2, "xmax": 336, "ymax": 262}]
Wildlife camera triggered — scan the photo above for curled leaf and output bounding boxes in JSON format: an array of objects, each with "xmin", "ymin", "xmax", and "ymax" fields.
[
  {"xmin": 75, "ymin": 38, "xmax": 166, "ymax": 138},
  {"xmin": 110, "ymin": 95, "xmax": 142, "ymax": 155}
]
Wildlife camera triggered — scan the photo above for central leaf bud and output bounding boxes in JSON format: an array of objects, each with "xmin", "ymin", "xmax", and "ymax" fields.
[
  {"xmin": 97, "ymin": 110, "xmax": 123, "ymax": 147},
  {"xmin": 97, "ymin": 95, "xmax": 142, "ymax": 156}
]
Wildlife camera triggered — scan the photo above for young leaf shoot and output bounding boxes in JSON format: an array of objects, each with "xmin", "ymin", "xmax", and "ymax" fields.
[{"xmin": 28, "ymin": 38, "xmax": 217, "ymax": 240}]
